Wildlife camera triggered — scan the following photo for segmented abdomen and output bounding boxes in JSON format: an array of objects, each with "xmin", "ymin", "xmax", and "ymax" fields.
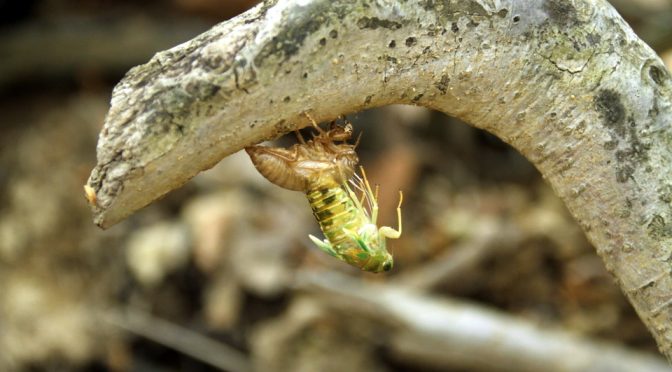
[
  {"xmin": 306, "ymin": 184, "xmax": 367, "ymax": 251},
  {"xmin": 245, "ymin": 147, "xmax": 307, "ymax": 191}
]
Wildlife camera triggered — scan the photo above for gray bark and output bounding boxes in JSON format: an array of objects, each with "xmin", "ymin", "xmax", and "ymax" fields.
[{"xmin": 86, "ymin": 0, "xmax": 672, "ymax": 360}]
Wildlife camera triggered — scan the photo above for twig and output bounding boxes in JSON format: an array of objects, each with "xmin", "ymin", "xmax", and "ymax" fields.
[
  {"xmin": 105, "ymin": 308, "xmax": 251, "ymax": 372},
  {"xmin": 295, "ymin": 270, "xmax": 671, "ymax": 372},
  {"xmin": 394, "ymin": 222, "xmax": 523, "ymax": 291}
]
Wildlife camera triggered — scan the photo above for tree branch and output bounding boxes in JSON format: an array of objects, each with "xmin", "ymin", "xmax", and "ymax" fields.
[
  {"xmin": 295, "ymin": 270, "xmax": 671, "ymax": 372},
  {"xmin": 106, "ymin": 308, "xmax": 251, "ymax": 372},
  {"xmin": 86, "ymin": 0, "xmax": 672, "ymax": 360}
]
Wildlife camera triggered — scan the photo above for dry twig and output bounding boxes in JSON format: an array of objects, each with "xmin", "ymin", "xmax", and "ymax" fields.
[
  {"xmin": 394, "ymin": 221, "xmax": 523, "ymax": 291},
  {"xmin": 296, "ymin": 270, "xmax": 671, "ymax": 372},
  {"xmin": 105, "ymin": 309, "xmax": 251, "ymax": 372}
]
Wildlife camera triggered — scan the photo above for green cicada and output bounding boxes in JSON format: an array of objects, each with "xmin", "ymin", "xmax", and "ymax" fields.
[{"xmin": 245, "ymin": 114, "xmax": 402, "ymax": 273}]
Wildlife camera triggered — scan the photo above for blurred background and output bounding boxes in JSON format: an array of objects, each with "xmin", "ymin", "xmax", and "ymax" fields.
[{"xmin": 1, "ymin": 0, "xmax": 672, "ymax": 371}]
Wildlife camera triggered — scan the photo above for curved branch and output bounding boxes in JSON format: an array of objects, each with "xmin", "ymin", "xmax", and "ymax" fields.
[{"xmin": 86, "ymin": 0, "xmax": 672, "ymax": 359}]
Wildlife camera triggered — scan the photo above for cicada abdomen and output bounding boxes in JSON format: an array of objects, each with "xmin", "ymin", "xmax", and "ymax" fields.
[{"xmin": 246, "ymin": 114, "xmax": 402, "ymax": 273}]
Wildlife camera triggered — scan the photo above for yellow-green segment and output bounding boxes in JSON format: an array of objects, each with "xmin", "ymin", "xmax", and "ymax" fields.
[{"xmin": 306, "ymin": 182, "xmax": 393, "ymax": 273}]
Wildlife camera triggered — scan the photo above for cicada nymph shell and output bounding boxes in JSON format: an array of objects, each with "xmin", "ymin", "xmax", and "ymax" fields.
[{"xmin": 246, "ymin": 114, "xmax": 401, "ymax": 273}]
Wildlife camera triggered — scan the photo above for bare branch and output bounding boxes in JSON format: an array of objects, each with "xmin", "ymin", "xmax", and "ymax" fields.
[
  {"xmin": 393, "ymin": 220, "xmax": 524, "ymax": 291},
  {"xmin": 86, "ymin": 0, "xmax": 672, "ymax": 359},
  {"xmin": 105, "ymin": 309, "xmax": 251, "ymax": 372},
  {"xmin": 295, "ymin": 270, "xmax": 671, "ymax": 372}
]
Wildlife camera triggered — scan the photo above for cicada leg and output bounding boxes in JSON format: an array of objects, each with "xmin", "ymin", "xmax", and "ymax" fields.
[
  {"xmin": 353, "ymin": 131, "xmax": 363, "ymax": 148},
  {"xmin": 379, "ymin": 191, "xmax": 403, "ymax": 239},
  {"xmin": 358, "ymin": 166, "xmax": 379, "ymax": 223},
  {"xmin": 309, "ymin": 234, "xmax": 338, "ymax": 257},
  {"xmin": 304, "ymin": 112, "xmax": 326, "ymax": 136},
  {"xmin": 295, "ymin": 130, "xmax": 306, "ymax": 145}
]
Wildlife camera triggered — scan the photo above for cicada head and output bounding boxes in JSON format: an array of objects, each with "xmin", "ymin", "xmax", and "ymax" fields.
[
  {"xmin": 370, "ymin": 232, "xmax": 394, "ymax": 272},
  {"xmin": 375, "ymin": 249, "xmax": 394, "ymax": 272},
  {"xmin": 359, "ymin": 239, "xmax": 394, "ymax": 273},
  {"xmin": 347, "ymin": 224, "xmax": 394, "ymax": 273},
  {"xmin": 324, "ymin": 122, "xmax": 353, "ymax": 142}
]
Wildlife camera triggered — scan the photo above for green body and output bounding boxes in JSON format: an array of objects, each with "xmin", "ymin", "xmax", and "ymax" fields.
[
  {"xmin": 306, "ymin": 182, "xmax": 393, "ymax": 273},
  {"xmin": 245, "ymin": 131, "xmax": 400, "ymax": 273}
]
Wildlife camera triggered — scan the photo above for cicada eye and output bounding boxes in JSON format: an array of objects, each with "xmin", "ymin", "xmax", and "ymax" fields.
[{"xmin": 383, "ymin": 262, "xmax": 392, "ymax": 271}]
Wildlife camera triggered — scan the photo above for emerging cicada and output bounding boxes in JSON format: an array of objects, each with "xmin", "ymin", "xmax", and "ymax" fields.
[{"xmin": 245, "ymin": 114, "xmax": 402, "ymax": 273}]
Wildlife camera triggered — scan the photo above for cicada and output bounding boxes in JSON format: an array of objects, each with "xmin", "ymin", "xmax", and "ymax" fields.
[{"xmin": 245, "ymin": 114, "xmax": 402, "ymax": 273}]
